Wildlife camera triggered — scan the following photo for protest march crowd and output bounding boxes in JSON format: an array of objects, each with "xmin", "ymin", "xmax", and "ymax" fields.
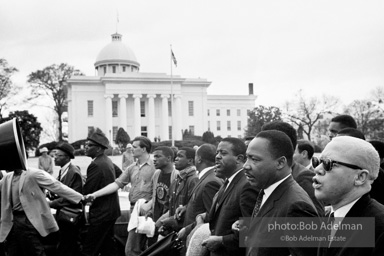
[{"xmin": 1, "ymin": 114, "xmax": 384, "ymax": 256}]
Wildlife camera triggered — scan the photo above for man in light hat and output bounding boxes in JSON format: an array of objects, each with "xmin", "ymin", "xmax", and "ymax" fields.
[
  {"xmin": 49, "ymin": 142, "xmax": 83, "ymax": 256},
  {"xmin": 38, "ymin": 147, "xmax": 53, "ymax": 175},
  {"xmin": 82, "ymin": 131, "xmax": 121, "ymax": 256},
  {"xmin": 313, "ymin": 136, "xmax": 384, "ymax": 255}
]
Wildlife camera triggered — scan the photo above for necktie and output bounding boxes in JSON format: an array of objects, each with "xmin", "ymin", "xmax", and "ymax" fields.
[
  {"xmin": 215, "ymin": 179, "xmax": 229, "ymax": 210},
  {"xmin": 58, "ymin": 169, "xmax": 62, "ymax": 181},
  {"xmin": 252, "ymin": 189, "xmax": 265, "ymax": 218}
]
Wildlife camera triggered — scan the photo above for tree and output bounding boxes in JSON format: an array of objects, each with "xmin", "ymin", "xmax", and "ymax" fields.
[
  {"xmin": 245, "ymin": 105, "xmax": 282, "ymax": 137},
  {"xmin": 344, "ymin": 99, "xmax": 384, "ymax": 139},
  {"xmin": 115, "ymin": 127, "xmax": 130, "ymax": 149},
  {"xmin": 27, "ymin": 63, "xmax": 84, "ymax": 141},
  {"xmin": 0, "ymin": 110, "xmax": 42, "ymax": 151},
  {"xmin": 283, "ymin": 90, "xmax": 339, "ymax": 141},
  {"xmin": 0, "ymin": 59, "xmax": 19, "ymax": 120},
  {"xmin": 202, "ymin": 131, "xmax": 215, "ymax": 144}
]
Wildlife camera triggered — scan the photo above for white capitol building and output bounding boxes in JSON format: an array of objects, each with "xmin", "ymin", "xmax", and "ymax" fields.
[{"xmin": 67, "ymin": 33, "xmax": 256, "ymax": 144}]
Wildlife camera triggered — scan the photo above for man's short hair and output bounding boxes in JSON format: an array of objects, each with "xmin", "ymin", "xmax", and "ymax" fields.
[
  {"xmin": 221, "ymin": 137, "xmax": 246, "ymax": 156},
  {"xmin": 337, "ymin": 128, "xmax": 365, "ymax": 140},
  {"xmin": 132, "ymin": 136, "xmax": 152, "ymax": 153},
  {"xmin": 261, "ymin": 121, "xmax": 298, "ymax": 149},
  {"xmin": 331, "ymin": 115, "xmax": 357, "ymax": 129},
  {"xmin": 153, "ymin": 146, "xmax": 174, "ymax": 160},
  {"xmin": 297, "ymin": 140, "xmax": 315, "ymax": 159},
  {"xmin": 196, "ymin": 144, "xmax": 216, "ymax": 164},
  {"xmin": 323, "ymin": 136, "xmax": 380, "ymax": 181},
  {"xmin": 179, "ymin": 147, "xmax": 195, "ymax": 160},
  {"xmin": 256, "ymin": 130, "xmax": 294, "ymax": 167}
]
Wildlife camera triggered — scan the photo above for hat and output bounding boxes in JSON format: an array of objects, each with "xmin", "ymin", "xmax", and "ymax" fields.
[
  {"xmin": 55, "ymin": 142, "xmax": 75, "ymax": 159},
  {"xmin": 40, "ymin": 147, "xmax": 48, "ymax": 153},
  {"xmin": 322, "ymin": 136, "xmax": 380, "ymax": 180},
  {"xmin": 87, "ymin": 132, "xmax": 109, "ymax": 149}
]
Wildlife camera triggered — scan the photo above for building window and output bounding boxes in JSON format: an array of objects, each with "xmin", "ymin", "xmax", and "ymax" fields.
[
  {"xmin": 169, "ymin": 126, "xmax": 172, "ymax": 140},
  {"xmin": 207, "ymin": 109, "xmax": 210, "ymax": 116},
  {"xmin": 247, "ymin": 109, "xmax": 250, "ymax": 116},
  {"xmin": 112, "ymin": 66, "xmax": 116, "ymax": 73},
  {"xmin": 189, "ymin": 125, "xmax": 195, "ymax": 135},
  {"xmin": 141, "ymin": 126, "xmax": 147, "ymax": 137},
  {"xmin": 217, "ymin": 121, "xmax": 221, "ymax": 131},
  {"xmin": 87, "ymin": 126, "xmax": 94, "ymax": 136},
  {"xmin": 216, "ymin": 109, "xmax": 220, "ymax": 116},
  {"xmin": 123, "ymin": 66, "xmax": 126, "ymax": 72},
  {"xmin": 113, "ymin": 126, "xmax": 118, "ymax": 140},
  {"xmin": 237, "ymin": 121, "xmax": 241, "ymax": 131},
  {"xmin": 227, "ymin": 121, "xmax": 231, "ymax": 131},
  {"xmin": 87, "ymin": 100, "xmax": 93, "ymax": 117},
  {"xmin": 227, "ymin": 109, "xmax": 230, "ymax": 116},
  {"xmin": 112, "ymin": 101, "xmax": 118, "ymax": 117},
  {"xmin": 168, "ymin": 101, "xmax": 172, "ymax": 117},
  {"xmin": 237, "ymin": 109, "xmax": 241, "ymax": 116},
  {"xmin": 140, "ymin": 101, "xmax": 145, "ymax": 117},
  {"xmin": 131, "ymin": 66, "xmax": 134, "ymax": 72},
  {"xmin": 103, "ymin": 66, "xmax": 106, "ymax": 75},
  {"xmin": 208, "ymin": 121, "xmax": 210, "ymax": 131},
  {"xmin": 188, "ymin": 101, "xmax": 194, "ymax": 116}
]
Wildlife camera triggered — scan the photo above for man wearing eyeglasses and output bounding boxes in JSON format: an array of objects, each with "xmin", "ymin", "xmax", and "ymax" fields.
[
  {"xmin": 82, "ymin": 131, "xmax": 121, "ymax": 256},
  {"xmin": 313, "ymin": 136, "xmax": 384, "ymax": 256},
  {"xmin": 49, "ymin": 142, "xmax": 83, "ymax": 256}
]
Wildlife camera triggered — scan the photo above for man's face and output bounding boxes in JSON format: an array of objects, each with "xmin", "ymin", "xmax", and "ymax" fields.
[
  {"xmin": 85, "ymin": 140, "xmax": 100, "ymax": 158},
  {"xmin": 328, "ymin": 122, "xmax": 343, "ymax": 140},
  {"xmin": 132, "ymin": 140, "xmax": 145, "ymax": 158},
  {"xmin": 54, "ymin": 149, "xmax": 69, "ymax": 167},
  {"xmin": 293, "ymin": 145, "xmax": 304, "ymax": 165},
  {"xmin": 243, "ymin": 137, "xmax": 279, "ymax": 190},
  {"xmin": 175, "ymin": 150, "xmax": 190, "ymax": 170},
  {"xmin": 153, "ymin": 150, "xmax": 170, "ymax": 170},
  {"xmin": 215, "ymin": 141, "xmax": 239, "ymax": 179},
  {"xmin": 312, "ymin": 145, "xmax": 359, "ymax": 206}
]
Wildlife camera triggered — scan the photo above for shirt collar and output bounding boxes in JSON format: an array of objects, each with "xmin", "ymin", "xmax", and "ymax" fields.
[
  {"xmin": 61, "ymin": 161, "xmax": 71, "ymax": 171},
  {"xmin": 331, "ymin": 197, "xmax": 361, "ymax": 219},
  {"xmin": 261, "ymin": 174, "xmax": 291, "ymax": 207},
  {"xmin": 198, "ymin": 166, "xmax": 215, "ymax": 179},
  {"xmin": 178, "ymin": 165, "xmax": 196, "ymax": 180},
  {"xmin": 225, "ymin": 168, "xmax": 243, "ymax": 190}
]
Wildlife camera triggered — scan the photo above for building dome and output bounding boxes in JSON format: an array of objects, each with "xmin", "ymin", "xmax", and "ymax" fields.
[{"xmin": 94, "ymin": 33, "xmax": 140, "ymax": 72}]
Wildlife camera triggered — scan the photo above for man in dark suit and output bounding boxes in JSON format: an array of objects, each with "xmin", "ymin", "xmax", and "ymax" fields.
[
  {"xmin": 176, "ymin": 144, "xmax": 223, "ymax": 227},
  {"xmin": 82, "ymin": 132, "xmax": 121, "ymax": 256},
  {"xmin": 262, "ymin": 121, "xmax": 324, "ymax": 217},
  {"xmin": 313, "ymin": 136, "xmax": 384, "ymax": 256},
  {"xmin": 244, "ymin": 130, "xmax": 319, "ymax": 256},
  {"xmin": 201, "ymin": 137, "xmax": 254, "ymax": 256},
  {"xmin": 49, "ymin": 142, "xmax": 83, "ymax": 256}
]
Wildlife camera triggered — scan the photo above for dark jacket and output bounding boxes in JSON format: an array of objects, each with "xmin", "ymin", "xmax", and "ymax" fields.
[{"xmin": 83, "ymin": 154, "xmax": 120, "ymax": 224}]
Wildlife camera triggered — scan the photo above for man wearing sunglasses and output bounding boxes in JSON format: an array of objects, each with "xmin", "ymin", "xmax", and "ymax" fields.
[{"xmin": 313, "ymin": 136, "xmax": 384, "ymax": 256}]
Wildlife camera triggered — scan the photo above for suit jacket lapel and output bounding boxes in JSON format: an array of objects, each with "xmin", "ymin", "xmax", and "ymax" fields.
[
  {"xmin": 189, "ymin": 167, "xmax": 215, "ymax": 200},
  {"xmin": 19, "ymin": 171, "xmax": 26, "ymax": 194},
  {"xmin": 216, "ymin": 169, "xmax": 244, "ymax": 213}
]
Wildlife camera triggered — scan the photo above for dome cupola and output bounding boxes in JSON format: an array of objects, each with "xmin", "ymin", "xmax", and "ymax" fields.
[{"xmin": 95, "ymin": 33, "xmax": 140, "ymax": 76}]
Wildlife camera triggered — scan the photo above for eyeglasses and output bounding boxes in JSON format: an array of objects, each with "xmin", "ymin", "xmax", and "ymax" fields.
[
  {"xmin": 313, "ymin": 157, "xmax": 362, "ymax": 172},
  {"xmin": 85, "ymin": 143, "xmax": 98, "ymax": 148},
  {"xmin": 55, "ymin": 154, "xmax": 67, "ymax": 158}
]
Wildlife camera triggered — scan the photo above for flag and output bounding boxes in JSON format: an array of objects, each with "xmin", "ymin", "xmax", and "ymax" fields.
[{"xmin": 171, "ymin": 50, "xmax": 177, "ymax": 67}]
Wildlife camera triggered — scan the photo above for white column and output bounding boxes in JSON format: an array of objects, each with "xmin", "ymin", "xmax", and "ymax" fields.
[
  {"xmin": 133, "ymin": 94, "xmax": 142, "ymax": 137},
  {"xmin": 119, "ymin": 94, "xmax": 128, "ymax": 130},
  {"xmin": 161, "ymin": 94, "xmax": 169, "ymax": 140},
  {"xmin": 104, "ymin": 94, "xmax": 113, "ymax": 143},
  {"xmin": 174, "ymin": 95, "xmax": 182, "ymax": 140},
  {"xmin": 147, "ymin": 94, "xmax": 156, "ymax": 141}
]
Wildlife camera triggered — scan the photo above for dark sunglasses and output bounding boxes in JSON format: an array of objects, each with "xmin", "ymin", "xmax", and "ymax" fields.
[
  {"xmin": 312, "ymin": 157, "xmax": 362, "ymax": 172},
  {"xmin": 85, "ymin": 143, "xmax": 98, "ymax": 147}
]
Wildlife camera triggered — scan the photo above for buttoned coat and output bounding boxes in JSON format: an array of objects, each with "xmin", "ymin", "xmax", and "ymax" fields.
[{"xmin": 0, "ymin": 168, "xmax": 83, "ymax": 241}]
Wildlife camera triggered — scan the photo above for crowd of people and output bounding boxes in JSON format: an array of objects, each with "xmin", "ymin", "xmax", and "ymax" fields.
[{"xmin": 1, "ymin": 114, "xmax": 384, "ymax": 256}]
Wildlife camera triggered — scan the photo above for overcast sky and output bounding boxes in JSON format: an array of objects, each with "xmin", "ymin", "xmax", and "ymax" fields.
[{"xmin": 1, "ymin": 0, "xmax": 384, "ymax": 110}]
